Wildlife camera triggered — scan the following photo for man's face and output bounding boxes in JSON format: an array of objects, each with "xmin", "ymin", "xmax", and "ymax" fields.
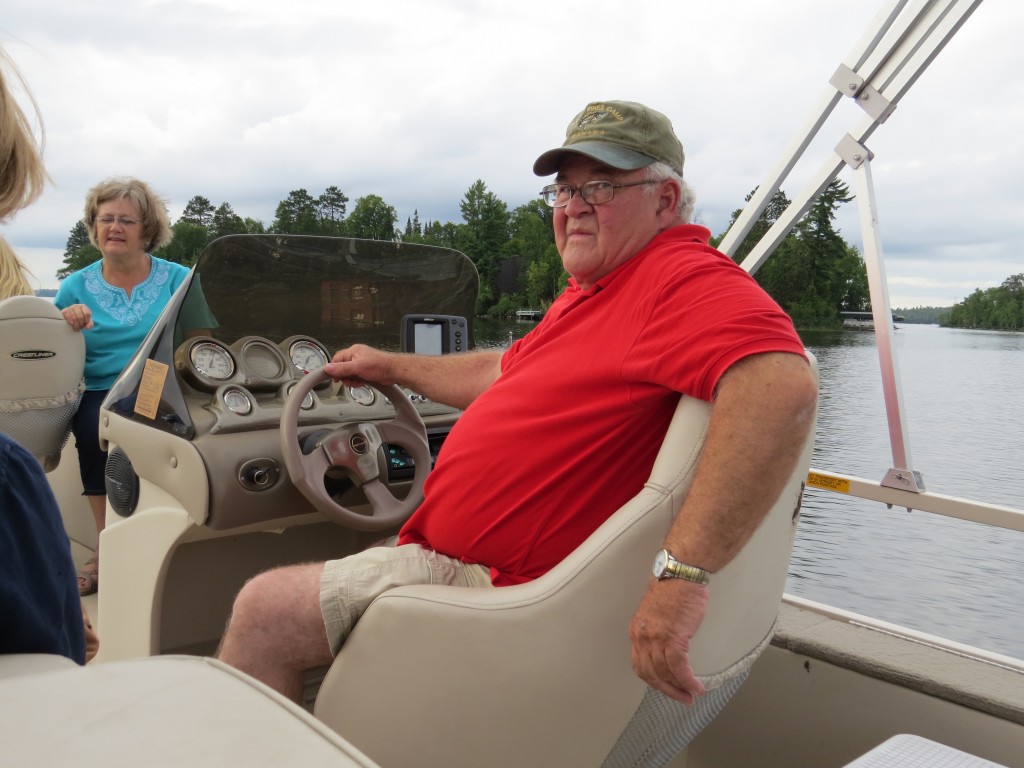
[{"xmin": 553, "ymin": 155, "xmax": 676, "ymax": 290}]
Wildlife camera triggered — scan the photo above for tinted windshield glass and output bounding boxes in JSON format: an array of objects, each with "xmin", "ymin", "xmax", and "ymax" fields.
[
  {"xmin": 104, "ymin": 235, "xmax": 478, "ymax": 438},
  {"xmin": 186, "ymin": 235, "xmax": 478, "ymax": 350}
]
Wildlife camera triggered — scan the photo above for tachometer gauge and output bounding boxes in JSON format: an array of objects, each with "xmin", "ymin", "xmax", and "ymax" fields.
[
  {"xmin": 222, "ymin": 387, "xmax": 253, "ymax": 416},
  {"xmin": 289, "ymin": 339, "xmax": 329, "ymax": 374},
  {"xmin": 190, "ymin": 341, "xmax": 235, "ymax": 380}
]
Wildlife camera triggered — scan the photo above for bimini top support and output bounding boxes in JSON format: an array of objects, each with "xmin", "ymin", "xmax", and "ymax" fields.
[{"xmin": 717, "ymin": 0, "xmax": 985, "ymax": 498}]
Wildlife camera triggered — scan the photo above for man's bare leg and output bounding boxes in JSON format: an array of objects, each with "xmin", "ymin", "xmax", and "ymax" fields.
[{"xmin": 218, "ymin": 562, "xmax": 333, "ymax": 701}]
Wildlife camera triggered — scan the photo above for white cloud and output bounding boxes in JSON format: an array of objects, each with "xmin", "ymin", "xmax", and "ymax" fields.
[{"xmin": 2, "ymin": 0, "xmax": 1021, "ymax": 309}]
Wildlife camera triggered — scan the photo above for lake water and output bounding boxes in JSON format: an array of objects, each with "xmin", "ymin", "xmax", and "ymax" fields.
[{"xmin": 475, "ymin": 319, "xmax": 1024, "ymax": 661}]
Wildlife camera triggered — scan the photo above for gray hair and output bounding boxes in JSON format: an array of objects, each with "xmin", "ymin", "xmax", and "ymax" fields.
[
  {"xmin": 644, "ymin": 161, "xmax": 695, "ymax": 223},
  {"xmin": 83, "ymin": 177, "xmax": 173, "ymax": 252}
]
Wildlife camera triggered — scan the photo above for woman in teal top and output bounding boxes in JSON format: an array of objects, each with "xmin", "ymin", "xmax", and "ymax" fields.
[{"xmin": 55, "ymin": 177, "xmax": 187, "ymax": 596}]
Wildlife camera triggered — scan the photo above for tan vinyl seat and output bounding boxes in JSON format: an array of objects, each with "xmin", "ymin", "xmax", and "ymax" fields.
[
  {"xmin": 314, "ymin": 354, "xmax": 819, "ymax": 768},
  {"xmin": 0, "ymin": 655, "xmax": 381, "ymax": 767},
  {"xmin": 0, "ymin": 296, "xmax": 84, "ymax": 472}
]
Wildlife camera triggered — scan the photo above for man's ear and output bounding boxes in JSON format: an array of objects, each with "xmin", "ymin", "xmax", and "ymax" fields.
[{"xmin": 656, "ymin": 179, "xmax": 682, "ymax": 219}]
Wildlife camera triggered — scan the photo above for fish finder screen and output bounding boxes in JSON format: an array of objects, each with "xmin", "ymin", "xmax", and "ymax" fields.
[{"xmin": 414, "ymin": 322, "xmax": 444, "ymax": 356}]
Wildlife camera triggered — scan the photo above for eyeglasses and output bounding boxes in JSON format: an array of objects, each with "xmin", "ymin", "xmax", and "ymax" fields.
[
  {"xmin": 96, "ymin": 216, "xmax": 140, "ymax": 227},
  {"xmin": 539, "ymin": 180, "xmax": 658, "ymax": 208}
]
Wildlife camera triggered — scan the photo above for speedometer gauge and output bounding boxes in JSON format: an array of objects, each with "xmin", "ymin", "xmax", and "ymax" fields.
[
  {"xmin": 289, "ymin": 339, "xmax": 329, "ymax": 374},
  {"xmin": 190, "ymin": 341, "xmax": 235, "ymax": 380}
]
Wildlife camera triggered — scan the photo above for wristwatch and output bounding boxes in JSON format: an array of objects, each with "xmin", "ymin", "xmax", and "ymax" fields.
[{"xmin": 652, "ymin": 549, "xmax": 710, "ymax": 586}]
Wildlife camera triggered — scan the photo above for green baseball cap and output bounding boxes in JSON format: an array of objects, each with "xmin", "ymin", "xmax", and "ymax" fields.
[{"xmin": 533, "ymin": 100, "xmax": 685, "ymax": 177}]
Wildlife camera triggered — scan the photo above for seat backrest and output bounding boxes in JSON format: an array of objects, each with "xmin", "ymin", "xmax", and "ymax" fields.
[
  {"xmin": 315, "ymin": 354, "xmax": 818, "ymax": 767},
  {"xmin": 0, "ymin": 296, "xmax": 85, "ymax": 472}
]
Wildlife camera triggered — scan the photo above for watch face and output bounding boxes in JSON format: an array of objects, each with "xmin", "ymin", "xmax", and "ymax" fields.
[{"xmin": 653, "ymin": 549, "xmax": 668, "ymax": 577}]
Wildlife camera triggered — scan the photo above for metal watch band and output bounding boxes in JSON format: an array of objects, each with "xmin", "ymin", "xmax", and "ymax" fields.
[
  {"xmin": 668, "ymin": 560, "xmax": 710, "ymax": 586},
  {"xmin": 654, "ymin": 548, "xmax": 711, "ymax": 586}
]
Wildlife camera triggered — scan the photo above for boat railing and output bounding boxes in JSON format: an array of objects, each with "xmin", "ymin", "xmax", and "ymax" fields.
[
  {"xmin": 782, "ymin": 592, "xmax": 1024, "ymax": 674},
  {"xmin": 806, "ymin": 467, "xmax": 1024, "ymax": 533}
]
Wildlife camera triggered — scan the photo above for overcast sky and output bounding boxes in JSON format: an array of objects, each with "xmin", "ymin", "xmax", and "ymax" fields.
[{"xmin": 2, "ymin": 0, "xmax": 1020, "ymax": 308}]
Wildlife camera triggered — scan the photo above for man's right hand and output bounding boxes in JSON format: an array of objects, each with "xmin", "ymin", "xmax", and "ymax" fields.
[
  {"xmin": 325, "ymin": 344, "xmax": 396, "ymax": 388},
  {"xmin": 327, "ymin": 344, "xmax": 502, "ymax": 412}
]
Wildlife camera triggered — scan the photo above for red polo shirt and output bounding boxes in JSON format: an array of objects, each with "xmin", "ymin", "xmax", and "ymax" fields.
[{"xmin": 398, "ymin": 225, "xmax": 806, "ymax": 585}]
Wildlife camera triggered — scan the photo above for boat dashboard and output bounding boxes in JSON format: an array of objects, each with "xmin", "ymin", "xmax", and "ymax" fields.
[{"xmin": 99, "ymin": 234, "xmax": 478, "ymax": 530}]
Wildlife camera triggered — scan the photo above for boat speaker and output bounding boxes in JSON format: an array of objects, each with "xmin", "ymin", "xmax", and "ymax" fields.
[{"xmin": 105, "ymin": 446, "xmax": 140, "ymax": 517}]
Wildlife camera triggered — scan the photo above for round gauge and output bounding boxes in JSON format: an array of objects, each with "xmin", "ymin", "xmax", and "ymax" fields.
[
  {"xmin": 348, "ymin": 385, "xmax": 376, "ymax": 406},
  {"xmin": 190, "ymin": 341, "xmax": 235, "ymax": 380},
  {"xmin": 223, "ymin": 387, "xmax": 252, "ymax": 416},
  {"xmin": 289, "ymin": 339, "xmax": 329, "ymax": 374},
  {"xmin": 286, "ymin": 382, "xmax": 315, "ymax": 410}
]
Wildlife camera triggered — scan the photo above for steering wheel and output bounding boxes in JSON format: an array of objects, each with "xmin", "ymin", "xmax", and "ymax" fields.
[{"xmin": 280, "ymin": 367, "xmax": 432, "ymax": 531}]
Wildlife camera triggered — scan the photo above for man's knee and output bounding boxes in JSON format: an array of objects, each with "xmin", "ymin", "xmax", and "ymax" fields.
[{"xmin": 230, "ymin": 563, "xmax": 324, "ymax": 631}]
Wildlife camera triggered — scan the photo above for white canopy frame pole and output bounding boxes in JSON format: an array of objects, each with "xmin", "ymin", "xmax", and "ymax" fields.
[
  {"xmin": 715, "ymin": 0, "xmax": 911, "ymax": 260},
  {"xmin": 715, "ymin": 0, "xmax": 983, "ymax": 499},
  {"xmin": 723, "ymin": 0, "xmax": 984, "ymax": 275},
  {"xmin": 841, "ymin": 138, "xmax": 924, "ymax": 494}
]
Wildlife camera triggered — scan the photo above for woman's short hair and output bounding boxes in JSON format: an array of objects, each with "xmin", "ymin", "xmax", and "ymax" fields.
[
  {"xmin": 83, "ymin": 177, "xmax": 174, "ymax": 252},
  {"xmin": 0, "ymin": 50, "xmax": 47, "ymax": 223},
  {"xmin": 645, "ymin": 161, "xmax": 696, "ymax": 224}
]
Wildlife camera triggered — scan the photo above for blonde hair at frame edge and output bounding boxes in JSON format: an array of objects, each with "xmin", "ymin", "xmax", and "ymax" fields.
[
  {"xmin": 0, "ymin": 234, "xmax": 35, "ymax": 299},
  {"xmin": 0, "ymin": 49, "xmax": 47, "ymax": 300},
  {"xmin": 0, "ymin": 48, "xmax": 47, "ymax": 222}
]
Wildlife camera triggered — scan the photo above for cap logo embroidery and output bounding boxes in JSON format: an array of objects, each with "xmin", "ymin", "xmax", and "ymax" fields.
[{"xmin": 578, "ymin": 110, "xmax": 609, "ymax": 127}]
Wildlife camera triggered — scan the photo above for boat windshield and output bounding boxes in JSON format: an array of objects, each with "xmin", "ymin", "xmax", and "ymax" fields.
[{"xmin": 103, "ymin": 234, "xmax": 478, "ymax": 439}]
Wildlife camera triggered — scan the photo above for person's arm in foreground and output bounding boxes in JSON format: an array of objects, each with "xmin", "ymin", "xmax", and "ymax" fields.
[
  {"xmin": 325, "ymin": 344, "xmax": 503, "ymax": 410},
  {"xmin": 629, "ymin": 352, "xmax": 818, "ymax": 705}
]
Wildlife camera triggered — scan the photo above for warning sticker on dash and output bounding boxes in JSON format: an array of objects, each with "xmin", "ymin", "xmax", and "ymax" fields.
[
  {"xmin": 806, "ymin": 472, "xmax": 851, "ymax": 494},
  {"xmin": 134, "ymin": 359, "xmax": 170, "ymax": 419}
]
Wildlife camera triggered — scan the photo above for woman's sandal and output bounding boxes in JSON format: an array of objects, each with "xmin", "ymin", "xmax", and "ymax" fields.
[{"xmin": 78, "ymin": 556, "xmax": 99, "ymax": 596}]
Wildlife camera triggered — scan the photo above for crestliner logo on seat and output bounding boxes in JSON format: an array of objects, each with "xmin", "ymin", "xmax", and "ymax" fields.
[{"xmin": 11, "ymin": 350, "xmax": 56, "ymax": 360}]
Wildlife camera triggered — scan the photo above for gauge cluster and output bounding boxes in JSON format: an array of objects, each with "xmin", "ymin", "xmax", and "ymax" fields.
[
  {"xmin": 176, "ymin": 335, "xmax": 332, "ymax": 392},
  {"xmin": 173, "ymin": 334, "xmax": 421, "ymax": 435}
]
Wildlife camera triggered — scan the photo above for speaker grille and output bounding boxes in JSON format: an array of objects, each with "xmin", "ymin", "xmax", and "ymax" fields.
[{"xmin": 104, "ymin": 446, "xmax": 140, "ymax": 517}]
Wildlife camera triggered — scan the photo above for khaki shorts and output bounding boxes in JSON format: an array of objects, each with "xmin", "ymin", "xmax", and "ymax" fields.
[{"xmin": 319, "ymin": 538, "xmax": 493, "ymax": 655}]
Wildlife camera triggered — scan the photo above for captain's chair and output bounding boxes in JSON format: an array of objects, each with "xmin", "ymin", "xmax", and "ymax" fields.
[
  {"xmin": 314, "ymin": 355, "xmax": 818, "ymax": 767},
  {"xmin": 0, "ymin": 296, "xmax": 84, "ymax": 472}
]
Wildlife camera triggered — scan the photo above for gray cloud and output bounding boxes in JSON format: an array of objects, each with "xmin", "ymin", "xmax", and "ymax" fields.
[{"xmin": 3, "ymin": 0, "xmax": 1020, "ymax": 308}]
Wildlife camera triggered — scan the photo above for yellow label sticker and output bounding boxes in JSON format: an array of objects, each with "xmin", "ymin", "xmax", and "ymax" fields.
[
  {"xmin": 806, "ymin": 472, "xmax": 851, "ymax": 494},
  {"xmin": 135, "ymin": 359, "xmax": 170, "ymax": 420}
]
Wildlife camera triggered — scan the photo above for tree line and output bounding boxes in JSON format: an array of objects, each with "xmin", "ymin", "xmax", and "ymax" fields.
[
  {"xmin": 57, "ymin": 178, "xmax": 871, "ymax": 327},
  {"xmin": 941, "ymin": 274, "xmax": 1024, "ymax": 330}
]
